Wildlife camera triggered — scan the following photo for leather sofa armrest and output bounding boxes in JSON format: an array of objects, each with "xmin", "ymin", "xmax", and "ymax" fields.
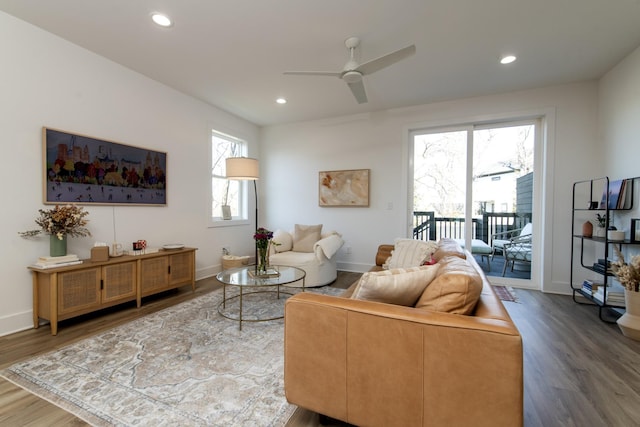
[{"xmin": 375, "ymin": 244, "xmax": 394, "ymax": 266}]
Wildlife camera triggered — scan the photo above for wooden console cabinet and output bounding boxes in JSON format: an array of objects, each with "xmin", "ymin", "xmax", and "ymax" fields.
[{"xmin": 30, "ymin": 247, "xmax": 197, "ymax": 335}]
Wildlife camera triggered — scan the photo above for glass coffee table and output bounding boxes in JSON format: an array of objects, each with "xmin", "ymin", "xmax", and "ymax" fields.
[{"xmin": 216, "ymin": 265, "xmax": 306, "ymax": 330}]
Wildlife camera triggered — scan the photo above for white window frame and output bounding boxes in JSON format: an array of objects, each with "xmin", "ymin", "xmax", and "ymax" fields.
[{"xmin": 209, "ymin": 129, "xmax": 250, "ymax": 227}]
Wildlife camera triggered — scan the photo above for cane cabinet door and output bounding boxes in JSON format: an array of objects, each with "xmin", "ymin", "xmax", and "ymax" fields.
[
  {"xmin": 102, "ymin": 261, "xmax": 137, "ymax": 304},
  {"xmin": 57, "ymin": 267, "xmax": 101, "ymax": 317}
]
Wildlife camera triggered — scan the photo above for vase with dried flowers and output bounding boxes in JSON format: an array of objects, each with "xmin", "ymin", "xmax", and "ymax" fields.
[
  {"xmin": 611, "ymin": 245, "xmax": 640, "ymax": 340},
  {"xmin": 253, "ymin": 227, "xmax": 273, "ymax": 275},
  {"xmin": 19, "ymin": 205, "xmax": 91, "ymax": 257}
]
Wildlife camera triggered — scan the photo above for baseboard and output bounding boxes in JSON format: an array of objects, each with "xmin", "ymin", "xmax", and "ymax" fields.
[
  {"xmin": 337, "ymin": 261, "xmax": 371, "ymax": 273},
  {"xmin": 196, "ymin": 265, "xmax": 220, "ymax": 281},
  {"xmin": 0, "ymin": 310, "xmax": 34, "ymax": 337}
]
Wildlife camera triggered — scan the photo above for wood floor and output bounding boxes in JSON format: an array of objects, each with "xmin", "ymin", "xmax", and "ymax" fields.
[{"xmin": 1, "ymin": 272, "xmax": 639, "ymax": 426}]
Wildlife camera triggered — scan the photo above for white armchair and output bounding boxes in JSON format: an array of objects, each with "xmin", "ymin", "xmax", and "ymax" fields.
[{"xmin": 269, "ymin": 228, "xmax": 344, "ymax": 287}]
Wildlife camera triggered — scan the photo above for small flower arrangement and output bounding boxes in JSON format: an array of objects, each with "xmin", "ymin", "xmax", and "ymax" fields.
[
  {"xmin": 612, "ymin": 246, "xmax": 640, "ymax": 292},
  {"xmin": 253, "ymin": 227, "xmax": 275, "ymax": 273},
  {"xmin": 20, "ymin": 204, "xmax": 91, "ymax": 240},
  {"xmin": 253, "ymin": 227, "xmax": 274, "ymax": 249}
]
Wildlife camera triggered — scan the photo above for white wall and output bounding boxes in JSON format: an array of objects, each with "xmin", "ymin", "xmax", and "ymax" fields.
[
  {"xmin": 599, "ymin": 45, "xmax": 640, "ymax": 177},
  {"xmin": 261, "ymin": 82, "xmax": 601, "ymax": 295},
  {"xmin": 0, "ymin": 12, "xmax": 259, "ymax": 335},
  {"xmin": 598, "ymin": 45, "xmax": 640, "ymax": 256}
]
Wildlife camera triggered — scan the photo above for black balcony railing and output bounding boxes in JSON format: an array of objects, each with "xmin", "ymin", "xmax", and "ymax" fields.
[{"xmin": 413, "ymin": 211, "xmax": 532, "ymax": 244}]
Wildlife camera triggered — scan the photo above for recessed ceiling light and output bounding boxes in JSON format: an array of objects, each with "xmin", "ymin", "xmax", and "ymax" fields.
[
  {"xmin": 500, "ymin": 55, "xmax": 517, "ymax": 65},
  {"xmin": 151, "ymin": 13, "xmax": 173, "ymax": 27},
  {"xmin": 276, "ymin": 97, "xmax": 287, "ymax": 104}
]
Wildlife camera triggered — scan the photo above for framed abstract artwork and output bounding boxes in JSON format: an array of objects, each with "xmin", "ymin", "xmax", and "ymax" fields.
[
  {"xmin": 43, "ymin": 127, "xmax": 167, "ymax": 205},
  {"xmin": 319, "ymin": 169, "xmax": 369, "ymax": 207}
]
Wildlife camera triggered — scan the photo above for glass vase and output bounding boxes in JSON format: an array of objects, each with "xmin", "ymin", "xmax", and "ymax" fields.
[
  {"xmin": 50, "ymin": 235, "xmax": 67, "ymax": 257},
  {"xmin": 257, "ymin": 246, "xmax": 269, "ymax": 274}
]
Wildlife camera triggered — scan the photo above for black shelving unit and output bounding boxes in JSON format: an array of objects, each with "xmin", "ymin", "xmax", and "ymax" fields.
[{"xmin": 570, "ymin": 177, "xmax": 637, "ymax": 322}]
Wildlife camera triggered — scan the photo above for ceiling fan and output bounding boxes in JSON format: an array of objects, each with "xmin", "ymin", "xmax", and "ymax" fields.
[{"xmin": 283, "ymin": 37, "xmax": 416, "ymax": 104}]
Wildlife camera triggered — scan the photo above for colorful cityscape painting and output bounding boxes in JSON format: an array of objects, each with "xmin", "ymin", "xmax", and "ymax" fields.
[{"xmin": 43, "ymin": 128, "xmax": 167, "ymax": 205}]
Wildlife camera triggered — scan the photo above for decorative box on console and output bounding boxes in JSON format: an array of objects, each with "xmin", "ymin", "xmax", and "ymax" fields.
[{"xmin": 90, "ymin": 246, "xmax": 109, "ymax": 262}]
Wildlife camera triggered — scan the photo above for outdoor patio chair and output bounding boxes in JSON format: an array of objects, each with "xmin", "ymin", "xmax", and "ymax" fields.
[
  {"xmin": 502, "ymin": 234, "xmax": 532, "ymax": 276},
  {"xmin": 491, "ymin": 223, "xmax": 532, "ymax": 260}
]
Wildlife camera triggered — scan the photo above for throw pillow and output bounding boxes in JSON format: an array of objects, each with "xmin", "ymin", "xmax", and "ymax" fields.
[
  {"xmin": 271, "ymin": 229, "xmax": 293, "ymax": 253},
  {"xmin": 292, "ymin": 224, "xmax": 322, "ymax": 253},
  {"xmin": 351, "ymin": 264, "xmax": 440, "ymax": 306},
  {"xmin": 386, "ymin": 239, "xmax": 439, "ymax": 269},
  {"xmin": 432, "ymin": 238, "xmax": 466, "ymax": 262},
  {"xmin": 415, "ymin": 256, "xmax": 482, "ymax": 315}
]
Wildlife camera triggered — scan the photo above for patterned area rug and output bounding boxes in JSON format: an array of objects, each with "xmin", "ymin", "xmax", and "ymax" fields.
[
  {"xmin": 492, "ymin": 285, "xmax": 519, "ymax": 303},
  {"xmin": 1, "ymin": 285, "xmax": 343, "ymax": 426}
]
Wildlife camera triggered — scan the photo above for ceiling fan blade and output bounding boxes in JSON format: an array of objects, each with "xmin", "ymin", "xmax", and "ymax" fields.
[
  {"xmin": 283, "ymin": 71, "xmax": 342, "ymax": 77},
  {"xmin": 356, "ymin": 44, "xmax": 416, "ymax": 75},
  {"xmin": 347, "ymin": 80, "xmax": 368, "ymax": 104}
]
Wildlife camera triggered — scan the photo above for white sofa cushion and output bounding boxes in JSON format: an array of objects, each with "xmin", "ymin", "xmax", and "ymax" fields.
[
  {"xmin": 351, "ymin": 264, "xmax": 440, "ymax": 306},
  {"xmin": 386, "ymin": 239, "xmax": 439, "ymax": 269},
  {"xmin": 272, "ymin": 229, "xmax": 293, "ymax": 252}
]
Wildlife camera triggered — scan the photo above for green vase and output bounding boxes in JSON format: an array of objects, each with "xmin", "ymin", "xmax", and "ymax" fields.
[{"xmin": 50, "ymin": 235, "xmax": 67, "ymax": 257}]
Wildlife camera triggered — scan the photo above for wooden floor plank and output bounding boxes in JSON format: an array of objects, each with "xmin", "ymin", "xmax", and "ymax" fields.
[{"xmin": 1, "ymin": 273, "xmax": 639, "ymax": 426}]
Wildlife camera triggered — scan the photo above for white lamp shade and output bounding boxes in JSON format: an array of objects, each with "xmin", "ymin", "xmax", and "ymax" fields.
[{"xmin": 226, "ymin": 157, "xmax": 259, "ymax": 180}]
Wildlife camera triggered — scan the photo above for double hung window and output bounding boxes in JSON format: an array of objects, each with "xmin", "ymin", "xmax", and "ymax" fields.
[{"xmin": 211, "ymin": 130, "xmax": 248, "ymax": 224}]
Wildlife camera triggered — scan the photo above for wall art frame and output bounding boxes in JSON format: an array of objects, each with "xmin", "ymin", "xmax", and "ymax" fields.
[
  {"xmin": 319, "ymin": 169, "xmax": 369, "ymax": 207},
  {"xmin": 43, "ymin": 127, "xmax": 167, "ymax": 206}
]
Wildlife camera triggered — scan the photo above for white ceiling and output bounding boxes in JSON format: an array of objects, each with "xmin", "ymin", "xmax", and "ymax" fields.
[{"xmin": 2, "ymin": 0, "xmax": 640, "ymax": 127}]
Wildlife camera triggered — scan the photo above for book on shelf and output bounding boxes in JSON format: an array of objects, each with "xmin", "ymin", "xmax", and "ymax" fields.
[
  {"xmin": 32, "ymin": 260, "xmax": 83, "ymax": 269},
  {"xmin": 592, "ymin": 264, "xmax": 613, "ymax": 274},
  {"xmin": 606, "ymin": 179, "xmax": 624, "ymax": 209},
  {"xmin": 593, "ymin": 282, "xmax": 626, "ymax": 304},
  {"xmin": 615, "ymin": 178, "xmax": 633, "ymax": 209},
  {"xmin": 599, "ymin": 178, "xmax": 632, "ymax": 210},
  {"xmin": 581, "ymin": 279, "xmax": 603, "ymax": 295}
]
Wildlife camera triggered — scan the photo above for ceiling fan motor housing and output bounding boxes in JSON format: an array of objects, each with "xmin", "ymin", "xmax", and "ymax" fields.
[{"xmin": 342, "ymin": 70, "xmax": 362, "ymax": 83}]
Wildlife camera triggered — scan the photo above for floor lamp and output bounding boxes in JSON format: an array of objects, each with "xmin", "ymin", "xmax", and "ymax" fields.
[{"xmin": 225, "ymin": 157, "xmax": 259, "ymax": 265}]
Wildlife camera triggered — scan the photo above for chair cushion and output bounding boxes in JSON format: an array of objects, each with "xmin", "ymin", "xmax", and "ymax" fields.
[
  {"xmin": 387, "ymin": 239, "xmax": 439, "ymax": 269},
  {"xmin": 272, "ymin": 229, "xmax": 293, "ymax": 252},
  {"xmin": 415, "ymin": 256, "xmax": 482, "ymax": 315},
  {"xmin": 506, "ymin": 244, "xmax": 532, "ymax": 261},
  {"xmin": 351, "ymin": 264, "xmax": 440, "ymax": 306},
  {"xmin": 293, "ymin": 224, "xmax": 322, "ymax": 253}
]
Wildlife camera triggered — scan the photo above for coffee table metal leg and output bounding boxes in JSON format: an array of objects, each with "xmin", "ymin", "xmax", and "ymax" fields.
[
  {"xmin": 239, "ymin": 286, "xmax": 243, "ymax": 330},
  {"xmin": 223, "ymin": 283, "xmax": 227, "ymax": 308}
]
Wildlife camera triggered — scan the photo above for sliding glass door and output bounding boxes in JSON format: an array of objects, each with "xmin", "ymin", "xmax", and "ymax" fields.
[{"xmin": 412, "ymin": 121, "xmax": 536, "ymax": 285}]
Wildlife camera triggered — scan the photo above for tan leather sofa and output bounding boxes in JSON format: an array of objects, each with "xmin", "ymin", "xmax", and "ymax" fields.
[{"xmin": 284, "ymin": 241, "xmax": 523, "ymax": 427}]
